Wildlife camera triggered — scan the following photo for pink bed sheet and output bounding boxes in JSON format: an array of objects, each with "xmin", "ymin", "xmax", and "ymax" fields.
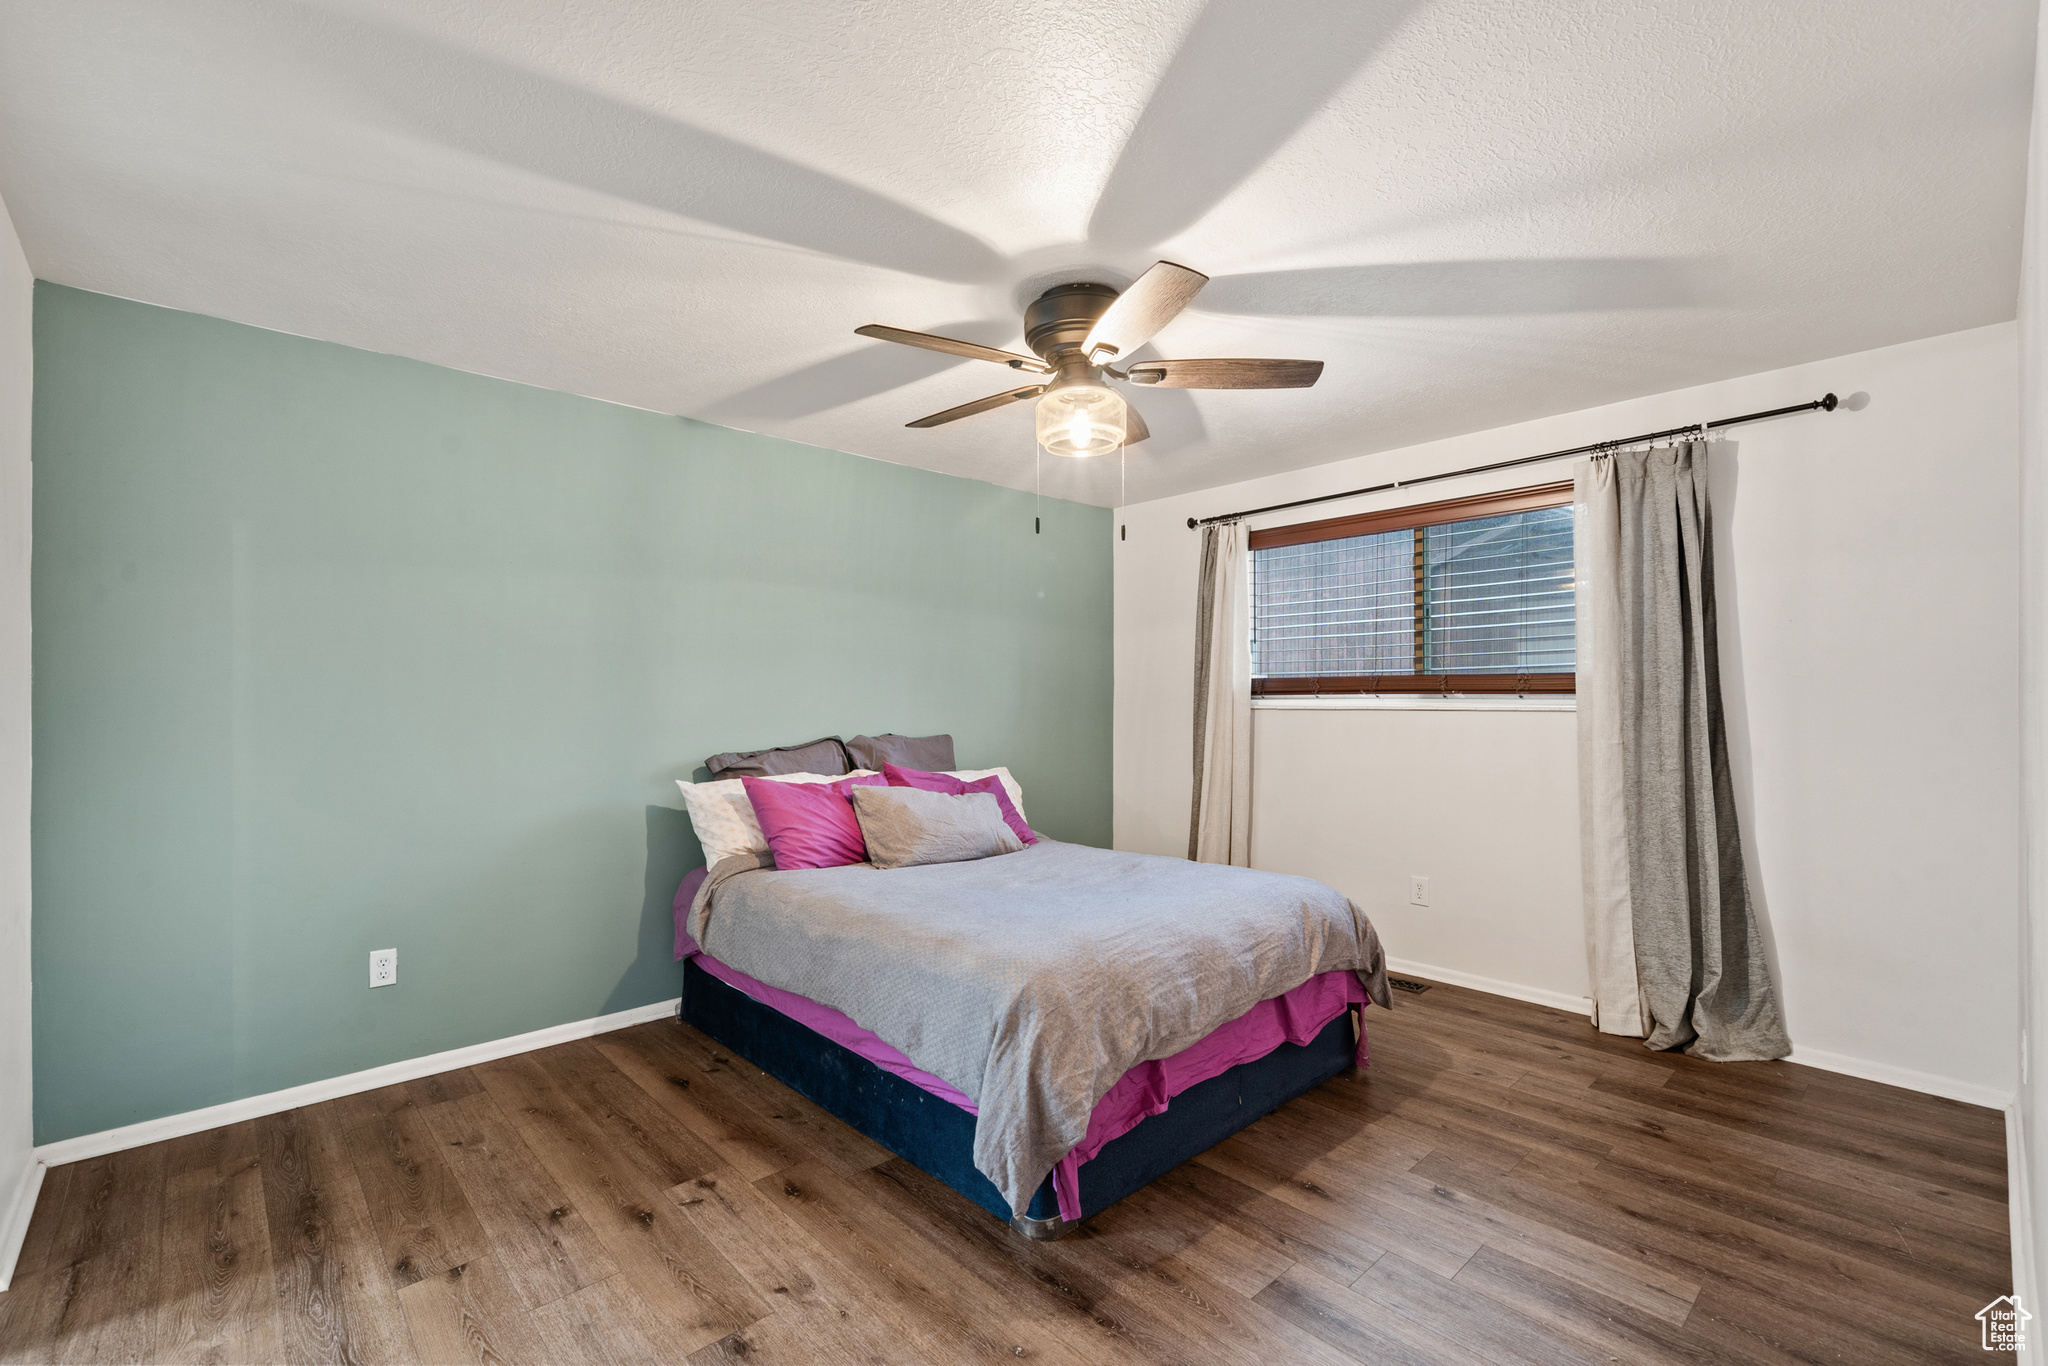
[{"xmin": 673, "ymin": 864, "xmax": 1372, "ymax": 1222}]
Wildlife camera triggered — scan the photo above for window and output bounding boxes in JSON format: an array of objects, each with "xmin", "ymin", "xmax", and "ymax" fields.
[{"xmin": 1250, "ymin": 482, "xmax": 1575, "ymax": 694}]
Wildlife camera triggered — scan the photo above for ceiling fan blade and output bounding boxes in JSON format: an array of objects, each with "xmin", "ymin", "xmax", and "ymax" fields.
[
  {"xmin": 1082, "ymin": 261, "xmax": 1208, "ymax": 362},
  {"xmin": 1125, "ymin": 358, "xmax": 1323, "ymax": 389},
  {"xmin": 905, "ymin": 385, "xmax": 1046, "ymax": 429},
  {"xmin": 856, "ymin": 325, "xmax": 1049, "ymax": 373},
  {"xmin": 1122, "ymin": 402, "xmax": 1150, "ymax": 445}
]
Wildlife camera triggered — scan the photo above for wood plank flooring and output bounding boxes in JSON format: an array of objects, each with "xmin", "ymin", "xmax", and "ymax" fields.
[{"xmin": 0, "ymin": 979, "xmax": 2011, "ymax": 1363}]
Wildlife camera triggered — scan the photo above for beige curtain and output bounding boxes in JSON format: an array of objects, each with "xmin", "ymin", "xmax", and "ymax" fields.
[
  {"xmin": 1189, "ymin": 521, "xmax": 1251, "ymax": 864},
  {"xmin": 1575, "ymin": 458, "xmax": 1647, "ymax": 1035}
]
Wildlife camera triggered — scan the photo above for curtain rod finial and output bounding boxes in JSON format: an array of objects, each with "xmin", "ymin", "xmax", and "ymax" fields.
[
  {"xmin": 1187, "ymin": 516, "xmax": 1198, "ymax": 529},
  {"xmin": 1821, "ymin": 392, "xmax": 1838, "ymax": 411}
]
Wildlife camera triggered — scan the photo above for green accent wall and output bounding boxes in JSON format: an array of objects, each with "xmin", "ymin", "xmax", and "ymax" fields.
[{"xmin": 30, "ymin": 283, "xmax": 1111, "ymax": 1144}]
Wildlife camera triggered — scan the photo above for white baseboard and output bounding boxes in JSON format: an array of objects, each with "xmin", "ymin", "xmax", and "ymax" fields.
[
  {"xmin": 32, "ymin": 996, "xmax": 681, "ymax": 1170},
  {"xmin": 1786, "ymin": 1044, "xmax": 2013, "ymax": 1111},
  {"xmin": 0, "ymin": 1154, "xmax": 46, "ymax": 1291},
  {"xmin": 1384, "ymin": 956, "xmax": 1595, "ymax": 1017},
  {"xmin": 1385, "ymin": 957, "xmax": 2011, "ymax": 1111}
]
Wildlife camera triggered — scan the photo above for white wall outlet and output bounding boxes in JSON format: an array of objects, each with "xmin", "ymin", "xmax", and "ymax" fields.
[
  {"xmin": 1409, "ymin": 876, "xmax": 1430, "ymax": 908},
  {"xmin": 369, "ymin": 947, "xmax": 397, "ymax": 988}
]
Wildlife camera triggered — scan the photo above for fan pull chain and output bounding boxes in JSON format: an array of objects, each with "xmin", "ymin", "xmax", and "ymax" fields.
[{"xmin": 1034, "ymin": 441, "xmax": 1042, "ymax": 535}]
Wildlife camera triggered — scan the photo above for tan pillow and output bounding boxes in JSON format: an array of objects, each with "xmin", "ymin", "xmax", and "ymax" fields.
[{"xmin": 850, "ymin": 786, "xmax": 1024, "ymax": 870}]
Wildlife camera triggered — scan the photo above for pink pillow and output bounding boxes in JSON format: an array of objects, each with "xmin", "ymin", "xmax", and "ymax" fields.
[
  {"xmin": 742, "ymin": 774, "xmax": 887, "ymax": 871},
  {"xmin": 881, "ymin": 763, "xmax": 1038, "ymax": 845}
]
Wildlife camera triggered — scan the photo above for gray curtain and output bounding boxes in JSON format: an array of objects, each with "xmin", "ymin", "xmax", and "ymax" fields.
[
  {"xmin": 1189, "ymin": 521, "xmax": 1251, "ymax": 864},
  {"xmin": 1575, "ymin": 442, "xmax": 1790, "ymax": 1061}
]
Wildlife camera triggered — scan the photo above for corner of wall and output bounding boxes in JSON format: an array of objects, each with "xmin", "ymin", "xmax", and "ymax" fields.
[
  {"xmin": 0, "ymin": 186, "xmax": 34, "ymax": 1290},
  {"xmin": 2012, "ymin": 1100, "xmax": 2039, "ymax": 1357},
  {"xmin": 2013, "ymin": 0, "xmax": 2047, "ymax": 1327}
]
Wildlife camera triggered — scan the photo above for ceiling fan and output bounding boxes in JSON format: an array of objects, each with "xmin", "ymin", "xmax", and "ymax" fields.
[{"xmin": 856, "ymin": 261, "xmax": 1323, "ymax": 458}]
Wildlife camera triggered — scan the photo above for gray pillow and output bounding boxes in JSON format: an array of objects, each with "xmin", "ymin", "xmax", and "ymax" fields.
[
  {"xmin": 704, "ymin": 736, "xmax": 850, "ymax": 779},
  {"xmin": 851, "ymin": 786, "xmax": 1023, "ymax": 869},
  {"xmin": 845, "ymin": 733, "xmax": 955, "ymax": 772}
]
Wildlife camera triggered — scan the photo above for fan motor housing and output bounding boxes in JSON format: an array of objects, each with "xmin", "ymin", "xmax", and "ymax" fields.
[{"xmin": 1024, "ymin": 282, "xmax": 1118, "ymax": 362}]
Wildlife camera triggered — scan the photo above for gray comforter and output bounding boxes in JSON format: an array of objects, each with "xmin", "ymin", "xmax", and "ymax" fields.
[{"xmin": 688, "ymin": 839, "xmax": 1390, "ymax": 1216}]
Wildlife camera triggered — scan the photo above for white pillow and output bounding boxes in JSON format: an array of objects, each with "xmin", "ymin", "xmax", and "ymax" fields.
[
  {"xmin": 677, "ymin": 771, "xmax": 878, "ymax": 866},
  {"xmin": 947, "ymin": 767, "xmax": 1027, "ymax": 825}
]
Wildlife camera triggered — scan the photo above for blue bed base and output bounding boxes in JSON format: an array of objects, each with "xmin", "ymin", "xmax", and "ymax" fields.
[{"xmin": 677, "ymin": 956, "xmax": 1356, "ymax": 1232}]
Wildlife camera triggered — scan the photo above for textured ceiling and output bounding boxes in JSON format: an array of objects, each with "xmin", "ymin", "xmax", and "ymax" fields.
[{"xmin": 0, "ymin": 0, "xmax": 2033, "ymax": 505}]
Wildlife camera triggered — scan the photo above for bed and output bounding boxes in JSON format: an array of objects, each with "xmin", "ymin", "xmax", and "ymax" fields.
[{"xmin": 669, "ymin": 836, "xmax": 1390, "ymax": 1238}]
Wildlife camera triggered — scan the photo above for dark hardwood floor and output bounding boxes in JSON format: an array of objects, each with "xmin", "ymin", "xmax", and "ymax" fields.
[{"xmin": 0, "ymin": 979, "xmax": 2011, "ymax": 1364}]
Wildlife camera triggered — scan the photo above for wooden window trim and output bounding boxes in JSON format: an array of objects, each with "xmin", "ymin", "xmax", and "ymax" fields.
[
  {"xmin": 1247, "ymin": 480, "xmax": 1574, "ymax": 551},
  {"xmin": 1250, "ymin": 479, "xmax": 1577, "ymax": 695}
]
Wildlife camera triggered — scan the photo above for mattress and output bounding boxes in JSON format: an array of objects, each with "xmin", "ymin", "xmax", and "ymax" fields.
[
  {"xmin": 681, "ymin": 956, "xmax": 1361, "ymax": 1226},
  {"xmin": 671, "ymin": 850, "xmax": 1384, "ymax": 1218},
  {"xmin": 682, "ymin": 938, "xmax": 1368, "ymax": 1221}
]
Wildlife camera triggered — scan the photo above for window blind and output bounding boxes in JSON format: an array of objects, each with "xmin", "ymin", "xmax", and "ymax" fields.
[
  {"xmin": 1251, "ymin": 500, "xmax": 1575, "ymax": 686},
  {"xmin": 1422, "ymin": 506, "xmax": 1575, "ymax": 674},
  {"xmin": 1251, "ymin": 528, "xmax": 1413, "ymax": 678}
]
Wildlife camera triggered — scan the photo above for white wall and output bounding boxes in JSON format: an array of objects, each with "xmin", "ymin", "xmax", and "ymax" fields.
[
  {"xmin": 1250, "ymin": 705, "xmax": 1587, "ymax": 1009},
  {"xmin": 1117, "ymin": 322, "xmax": 2020, "ymax": 1105},
  {"xmin": 0, "ymin": 192, "xmax": 33, "ymax": 1288}
]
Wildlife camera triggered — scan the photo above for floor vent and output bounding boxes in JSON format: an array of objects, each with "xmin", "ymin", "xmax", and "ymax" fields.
[{"xmin": 1387, "ymin": 976, "xmax": 1433, "ymax": 994}]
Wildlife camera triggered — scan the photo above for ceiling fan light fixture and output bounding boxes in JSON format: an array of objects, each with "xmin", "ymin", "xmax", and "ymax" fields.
[
  {"xmin": 860, "ymin": 259, "xmax": 1322, "ymax": 442},
  {"xmin": 1035, "ymin": 379, "xmax": 1127, "ymax": 457}
]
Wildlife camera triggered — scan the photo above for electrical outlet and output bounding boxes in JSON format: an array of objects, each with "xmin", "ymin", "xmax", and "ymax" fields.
[
  {"xmin": 369, "ymin": 947, "xmax": 397, "ymax": 988},
  {"xmin": 1409, "ymin": 876, "xmax": 1430, "ymax": 908}
]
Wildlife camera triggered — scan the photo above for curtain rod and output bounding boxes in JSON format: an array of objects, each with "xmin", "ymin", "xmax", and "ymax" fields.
[{"xmin": 1185, "ymin": 393, "xmax": 1839, "ymax": 529}]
